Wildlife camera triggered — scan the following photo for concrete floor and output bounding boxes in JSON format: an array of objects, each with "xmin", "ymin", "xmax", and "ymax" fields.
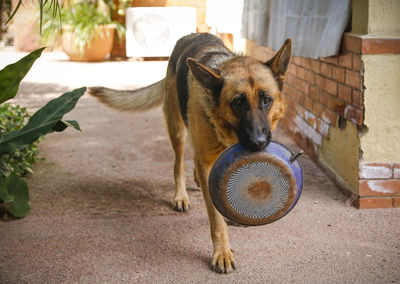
[{"xmin": 0, "ymin": 51, "xmax": 399, "ymax": 283}]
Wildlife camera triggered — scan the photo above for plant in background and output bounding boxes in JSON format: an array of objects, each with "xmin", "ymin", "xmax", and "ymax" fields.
[
  {"xmin": 41, "ymin": 0, "xmax": 125, "ymax": 53},
  {"xmin": 0, "ymin": 48, "xmax": 86, "ymax": 218},
  {"xmin": 6, "ymin": 0, "xmax": 61, "ymax": 33},
  {"xmin": 0, "ymin": 103, "xmax": 41, "ymax": 177},
  {"xmin": 116, "ymin": 0, "xmax": 130, "ymax": 16}
]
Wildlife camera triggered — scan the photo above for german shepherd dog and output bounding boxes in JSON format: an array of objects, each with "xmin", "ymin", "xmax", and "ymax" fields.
[{"xmin": 89, "ymin": 33, "xmax": 291, "ymax": 273}]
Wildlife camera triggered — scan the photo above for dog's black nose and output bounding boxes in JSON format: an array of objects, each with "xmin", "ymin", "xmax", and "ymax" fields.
[
  {"xmin": 248, "ymin": 139, "xmax": 266, "ymax": 151},
  {"xmin": 247, "ymin": 134, "xmax": 270, "ymax": 152},
  {"xmin": 247, "ymin": 130, "xmax": 272, "ymax": 152}
]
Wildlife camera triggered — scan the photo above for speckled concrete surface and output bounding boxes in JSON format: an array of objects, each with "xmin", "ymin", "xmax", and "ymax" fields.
[{"xmin": 0, "ymin": 51, "xmax": 399, "ymax": 283}]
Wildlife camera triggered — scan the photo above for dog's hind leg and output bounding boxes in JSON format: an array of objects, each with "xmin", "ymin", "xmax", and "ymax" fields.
[{"xmin": 163, "ymin": 70, "xmax": 190, "ymax": 212}]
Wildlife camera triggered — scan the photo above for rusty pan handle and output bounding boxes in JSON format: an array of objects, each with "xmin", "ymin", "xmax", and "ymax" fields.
[{"xmin": 289, "ymin": 151, "xmax": 304, "ymax": 164}]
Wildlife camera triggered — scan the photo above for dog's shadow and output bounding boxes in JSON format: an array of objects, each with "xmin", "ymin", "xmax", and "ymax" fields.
[
  {"xmin": 68, "ymin": 177, "xmax": 215, "ymax": 272},
  {"xmin": 49, "ymin": 174, "xmax": 203, "ymax": 218}
]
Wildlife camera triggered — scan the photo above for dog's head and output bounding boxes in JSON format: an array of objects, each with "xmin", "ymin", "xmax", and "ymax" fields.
[{"xmin": 187, "ymin": 39, "xmax": 291, "ymax": 152}]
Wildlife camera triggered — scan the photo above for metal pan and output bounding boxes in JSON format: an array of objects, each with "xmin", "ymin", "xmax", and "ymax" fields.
[{"xmin": 208, "ymin": 140, "xmax": 303, "ymax": 226}]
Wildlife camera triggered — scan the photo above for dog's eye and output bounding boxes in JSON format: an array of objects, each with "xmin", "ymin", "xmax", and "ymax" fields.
[
  {"xmin": 263, "ymin": 96, "xmax": 272, "ymax": 105},
  {"xmin": 232, "ymin": 93, "xmax": 247, "ymax": 106},
  {"xmin": 259, "ymin": 90, "xmax": 273, "ymax": 106}
]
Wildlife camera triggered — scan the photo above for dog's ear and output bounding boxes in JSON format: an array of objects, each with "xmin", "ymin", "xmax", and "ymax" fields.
[
  {"xmin": 187, "ymin": 58, "xmax": 223, "ymax": 99},
  {"xmin": 264, "ymin": 38, "xmax": 292, "ymax": 90}
]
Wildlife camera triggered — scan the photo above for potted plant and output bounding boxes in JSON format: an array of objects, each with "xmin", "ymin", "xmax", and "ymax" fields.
[{"xmin": 41, "ymin": 0, "xmax": 125, "ymax": 61}]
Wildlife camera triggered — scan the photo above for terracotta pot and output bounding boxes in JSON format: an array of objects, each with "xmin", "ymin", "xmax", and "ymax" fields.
[{"xmin": 61, "ymin": 24, "xmax": 115, "ymax": 62}]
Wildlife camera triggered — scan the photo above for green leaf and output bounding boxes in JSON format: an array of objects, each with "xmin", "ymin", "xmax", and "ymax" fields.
[
  {"xmin": 5, "ymin": 0, "xmax": 22, "ymax": 25},
  {"xmin": 52, "ymin": 120, "xmax": 68, "ymax": 132},
  {"xmin": 52, "ymin": 120, "xmax": 81, "ymax": 132},
  {"xmin": 0, "ymin": 174, "xmax": 30, "ymax": 217},
  {"xmin": 39, "ymin": 0, "xmax": 44, "ymax": 33},
  {"xmin": 0, "ymin": 87, "xmax": 86, "ymax": 154},
  {"xmin": 9, "ymin": 175, "xmax": 30, "ymax": 217},
  {"xmin": 0, "ymin": 47, "xmax": 46, "ymax": 104},
  {"xmin": 0, "ymin": 160, "xmax": 10, "ymax": 176},
  {"xmin": 0, "ymin": 176, "xmax": 14, "ymax": 202},
  {"xmin": 64, "ymin": 120, "xmax": 81, "ymax": 132}
]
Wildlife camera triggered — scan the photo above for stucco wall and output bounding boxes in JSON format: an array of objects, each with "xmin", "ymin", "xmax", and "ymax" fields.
[
  {"xmin": 368, "ymin": 0, "xmax": 400, "ymax": 34},
  {"xmin": 352, "ymin": 0, "xmax": 369, "ymax": 34},
  {"xmin": 361, "ymin": 54, "xmax": 400, "ymax": 163},
  {"xmin": 320, "ymin": 122, "xmax": 360, "ymax": 193},
  {"xmin": 352, "ymin": 0, "xmax": 400, "ymax": 34}
]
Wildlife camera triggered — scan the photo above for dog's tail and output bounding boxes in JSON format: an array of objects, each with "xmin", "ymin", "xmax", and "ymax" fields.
[{"xmin": 88, "ymin": 79, "xmax": 164, "ymax": 112}]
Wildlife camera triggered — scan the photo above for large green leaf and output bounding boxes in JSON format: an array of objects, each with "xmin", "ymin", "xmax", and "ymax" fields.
[
  {"xmin": 0, "ymin": 176, "xmax": 14, "ymax": 202},
  {"xmin": 0, "ymin": 174, "xmax": 30, "ymax": 217},
  {"xmin": 9, "ymin": 175, "xmax": 30, "ymax": 217},
  {"xmin": 0, "ymin": 47, "xmax": 45, "ymax": 104},
  {"xmin": 0, "ymin": 87, "xmax": 86, "ymax": 154}
]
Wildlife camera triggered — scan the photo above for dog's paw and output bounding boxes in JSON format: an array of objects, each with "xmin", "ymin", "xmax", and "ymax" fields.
[
  {"xmin": 173, "ymin": 196, "xmax": 190, "ymax": 212},
  {"xmin": 212, "ymin": 246, "xmax": 236, "ymax": 273}
]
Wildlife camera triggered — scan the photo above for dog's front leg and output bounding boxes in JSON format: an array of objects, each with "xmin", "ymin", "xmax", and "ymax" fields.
[{"xmin": 195, "ymin": 158, "xmax": 235, "ymax": 273}]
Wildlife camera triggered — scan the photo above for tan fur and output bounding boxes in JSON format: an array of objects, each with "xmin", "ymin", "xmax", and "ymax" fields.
[
  {"xmin": 270, "ymin": 91, "xmax": 287, "ymax": 130},
  {"xmin": 88, "ymin": 34, "xmax": 291, "ymax": 274},
  {"xmin": 88, "ymin": 79, "xmax": 164, "ymax": 112}
]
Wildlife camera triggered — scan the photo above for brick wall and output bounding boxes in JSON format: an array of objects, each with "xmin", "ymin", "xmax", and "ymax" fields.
[
  {"xmin": 246, "ymin": 34, "xmax": 400, "ymax": 209},
  {"xmin": 281, "ymin": 34, "xmax": 363, "ymax": 157},
  {"xmin": 358, "ymin": 163, "xmax": 400, "ymax": 208}
]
